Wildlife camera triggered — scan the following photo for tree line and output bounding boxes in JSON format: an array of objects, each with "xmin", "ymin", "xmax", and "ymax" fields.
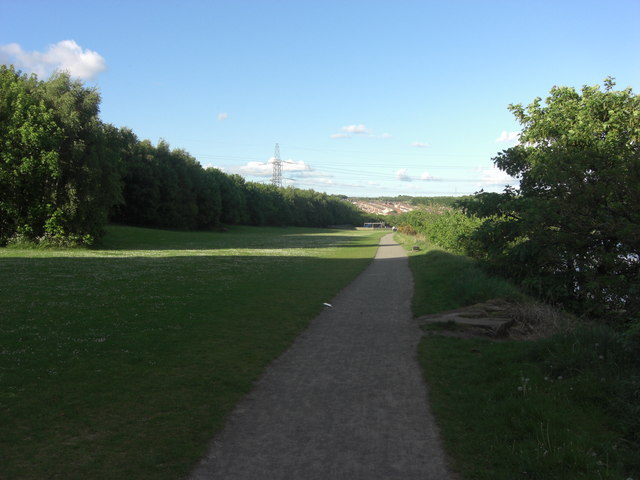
[
  {"xmin": 397, "ymin": 78, "xmax": 639, "ymax": 327},
  {"xmin": 0, "ymin": 66, "xmax": 364, "ymax": 246}
]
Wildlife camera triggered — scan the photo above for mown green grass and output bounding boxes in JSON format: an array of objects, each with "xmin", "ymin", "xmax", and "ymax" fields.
[
  {"xmin": 0, "ymin": 225, "xmax": 385, "ymax": 480},
  {"xmin": 399, "ymin": 234, "xmax": 636, "ymax": 480}
]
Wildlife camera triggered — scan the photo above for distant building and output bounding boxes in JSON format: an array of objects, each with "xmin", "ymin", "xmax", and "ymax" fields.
[
  {"xmin": 352, "ymin": 200, "xmax": 416, "ymax": 216},
  {"xmin": 363, "ymin": 222, "xmax": 386, "ymax": 229}
]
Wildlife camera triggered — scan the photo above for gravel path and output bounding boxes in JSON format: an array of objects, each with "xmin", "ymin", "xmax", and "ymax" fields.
[{"xmin": 189, "ymin": 234, "xmax": 455, "ymax": 480}]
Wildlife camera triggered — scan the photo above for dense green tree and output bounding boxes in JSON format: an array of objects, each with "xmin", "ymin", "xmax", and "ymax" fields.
[
  {"xmin": 110, "ymin": 138, "xmax": 161, "ymax": 227},
  {"xmin": 207, "ymin": 171, "xmax": 247, "ymax": 225},
  {"xmin": 0, "ymin": 66, "xmax": 121, "ymax": 245},
  {"xmin": 195, "ymin": 168, "xmax": 222, "ymax": 229},
  {"xmin": 461, "ymin": 79, "xmax": 639, "ymax": 323},
  {"xmin": 244, "ymin": 183, "xmax": 287, "ymax": 226},
  {"xmin": 112, "ymin": 140, "xmax": 224, "ymax": 230},
  {"xmin": 0, "ymin": 66, "xmax": 62, "ymax": 243},
  {"xmin": 1, "ymin": 66, "xmax": 363, "ymax": 244},
  {"xmin": 39, "ymin": 72, "xmax": 122, "ymax": 242}
]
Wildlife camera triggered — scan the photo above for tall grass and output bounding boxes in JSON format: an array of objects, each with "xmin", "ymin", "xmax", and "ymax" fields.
[
  {"xmin": 396, "ymin": 233, "xmax": 524, "ymax": 315},
  {"xmin": 399, "ymin": 233, "xmax": 639, "ymax": 479},
  {"xmin": 0, "ymin": 225, "xmax": 385, "ymax": 480},
  {"xmin": 420, "ymin": 335, "xmax": 630, "ymax": 479}
]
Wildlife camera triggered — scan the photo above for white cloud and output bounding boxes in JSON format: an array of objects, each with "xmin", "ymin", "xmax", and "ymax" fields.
[
  {"xmin": 420, "ymin": 171, "xmax": 438, "ymax": 181},
  {"xmin": 283, "ymin": 160, "xmax": 312, "ymax": 172},
  {"xmin": 217, "ymin": 112, "xmax": 228, "ymax": 121},
  {"xmin": 396, "ymin": 168, "xmax": 412, "ymax": 182},
  {"xmin": 0, "ymin": 40, "xmax": 106, "ymax": 80},
  {"xmin": 496, "ymin": 131, "xmax": 519, "ymax": 143},
  {"xmin": 411, "ymin": 141, "xmax": 430, "ymax": 148},
  {"xmin": 237, "ymin": 161, "xmax": 273, "ymax": 177},
  {"xmin": 302, "ymin": 177, "xmax": 335, "ymax": 185},
  {"xmin": 294, "ymin": 170, "xmax": 332, "ymax": 179},
  {"xmin": 331, "ymin": 125, "xmax": 391, "ymax": 139},
  {"xmin": 341, "ymin": 124, "xmax": 370, "ymax": 134},
  {"xmin": 480, "ymin": 165, "xmax": 517, "ymax": 186}
]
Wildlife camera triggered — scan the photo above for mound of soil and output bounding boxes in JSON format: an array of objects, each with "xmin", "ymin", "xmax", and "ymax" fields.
[{"xmin": 416, "ymin": 299, "xmax": 572, "ymax": 340}]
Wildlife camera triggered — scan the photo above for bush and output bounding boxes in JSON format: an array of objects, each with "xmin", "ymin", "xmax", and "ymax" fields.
[
  {"xmin": 397, "ymin": 224, "xmax": 417, "ymax": 235},
  {"xmin": 395, "ymin": 208, "xmax": 483, "ymax": 255},
  {"xmin": 426, "ymin": 210, "xmax": 483, "ymax": 255}
]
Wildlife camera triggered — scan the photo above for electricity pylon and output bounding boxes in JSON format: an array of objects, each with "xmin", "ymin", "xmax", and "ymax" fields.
[{"xmin": 271, "ymin": 143, "xmax": 282, "ymax": 187}]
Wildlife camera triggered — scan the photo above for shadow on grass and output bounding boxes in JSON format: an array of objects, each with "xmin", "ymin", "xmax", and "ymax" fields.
[
  {"xmin": 0, "ymin": 250, "xmax": 384, "ymax": 480},
  {"xmin": 407, "ymin": 246, "xmax": 524, "ymax": 316},
  {"xmin": 96, "ymin": 225, "xmax": 384, "ymax": 251},
  {"xmin": 1, "ymin": 225, "xmax": 395, "ymax": 479}
]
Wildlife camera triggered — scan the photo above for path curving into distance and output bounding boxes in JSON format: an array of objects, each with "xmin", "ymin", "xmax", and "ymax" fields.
[{"xmin": 189, "ymin": 233, "xmax": 455, "ymax": 480}]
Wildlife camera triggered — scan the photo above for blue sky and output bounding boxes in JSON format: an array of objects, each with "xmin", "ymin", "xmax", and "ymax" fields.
[{"xmin": 1, "ymin": 0, "xmax": 638, "ymax": 197}]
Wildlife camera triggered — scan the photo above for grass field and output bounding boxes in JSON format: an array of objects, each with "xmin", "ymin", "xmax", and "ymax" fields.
[
  {"xmin": 0, "ymin": 225, "xmax": 385, "ymax": 480},
  {"xmin": 400, "ymin": 235, "xmax": 638, "ymax": 479}
]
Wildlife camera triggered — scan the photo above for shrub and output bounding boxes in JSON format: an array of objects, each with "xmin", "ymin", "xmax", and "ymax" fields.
[{"xmin": 396, "ymin": 208, "xmax": 483, "ymax": 255}]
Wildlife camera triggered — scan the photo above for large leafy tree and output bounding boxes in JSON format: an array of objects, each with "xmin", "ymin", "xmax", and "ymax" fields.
[
  {"xmin": 462, "ymin": 79, "xmax": 639, "ymax": 323},
  {"xmin": 0, "ymin": 66, "xmax": 122, "ymax": 245},
  {"xmin": 0, "ymin": 66, "xmax": 62, "ymax": 243},
  {"xmin": 42, "ymin": 73, "xmax": 123, "ymax": 242}
]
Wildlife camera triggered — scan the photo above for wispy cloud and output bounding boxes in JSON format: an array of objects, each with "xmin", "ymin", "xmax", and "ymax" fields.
[
  {"xmin": 0, "ymin": 40, "xmax": 106, "ymax": 80},
  {"xmin": 331, "ymin": 124, "xmax": 374, "ymax": 139},
  {"xmin": 480, "ymin": 165, "xmax": 517, "ymax": 186},
  {"xmin": 411, "ymin": 141, "xmax": 430, "ymax": 148},
  {"xmin": 342, "ymin": 124, "xmax": 370, "ymax": 134},
  {"xmin": 236, "ymin": 161, "xmax": 273, "ymax": 177},
  {"xmin": 217, "ymin": 112, "xmax": 228, "ymax": 121},
  {"xmin": 420, "ymin": 171, "xmax": 438, "ymax": 181},
  {"xmin": 396, "ymin": 168, "xmax": 412, "ymax": 182},
  {"xmin": 496, "ymin": 131, "xmax": 519, "ymax": 143}
]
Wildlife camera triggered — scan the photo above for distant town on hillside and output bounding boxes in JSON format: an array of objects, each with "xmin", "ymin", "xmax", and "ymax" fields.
[{"xmin": 349, "ymin": 196, "xmax": 465, "ymax": 216}]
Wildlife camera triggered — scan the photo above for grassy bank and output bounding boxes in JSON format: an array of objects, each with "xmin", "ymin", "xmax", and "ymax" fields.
[
  {"xmin": 399, "ymin": 235, "xmax": 639, "ymax": 479},
  {"xmin": 395, "ymin": 232, "xmax": 524, "ymax": 314},
  {"xmin": 0, "ymin": 225, "xmax": 385, "ymax": 480}
]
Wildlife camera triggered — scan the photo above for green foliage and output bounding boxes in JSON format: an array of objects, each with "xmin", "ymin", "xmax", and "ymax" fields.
[
  {"xmin": 395, "ymin": 207, "xmax": 483, "ymax": 255},
  {"xmin": 397, "ymin": 224, "xmax": 417, "ymax": 235},
  {"xmin": 398, "ymin": 234, "xmax": 523, "ymax": 314},
  {"xmin": 427, "ymin": 210, "xmax": 483, "ymax": 255},
  {"xmin": 405, "ymin": 233, "xmax": 637, "ymax": 478},
  {"xmin": 0, "ymin": 66, "xmax": 121, "ymax": 246},
  {"xmin": 110, "ymin": 138, "xmax": 223, "ymax": 230},
  {"xmin": 1, "ymin": 65, "xmax": 364, "ymax": 241},
  {"xmin": 397, "ymin": 208, "xmax": 442, "ymax": 232},
  {"xmin": 460, "ymin": 79, "xmax": 640, "ymax": 325},
  {"xmin": 110, "ymin": 142, "xmax": 365, "ymax": 230},
  {"xmin": 409, "ymin": 195, "xmax": 472, "ymax": 208}
]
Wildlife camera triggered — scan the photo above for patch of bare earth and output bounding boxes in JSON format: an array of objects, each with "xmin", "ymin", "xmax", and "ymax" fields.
[{"xmin": 417, "ymin": 299, "xmax": 575, "ymax": 340}]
